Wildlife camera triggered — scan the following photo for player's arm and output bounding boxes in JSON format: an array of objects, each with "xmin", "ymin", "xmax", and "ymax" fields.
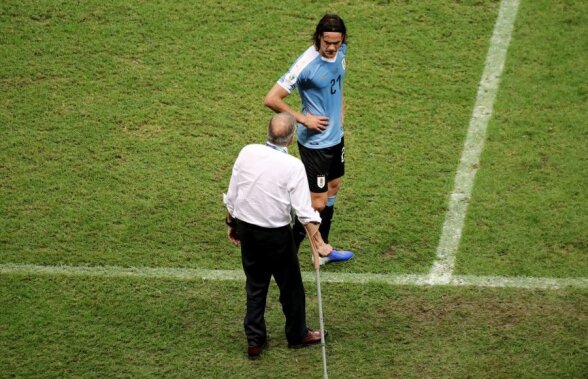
[
  {"xmin": 264, "ymin": 84, "xmax": 302, "ymax": 120},
  {"xmin": 264, "ymin": 84, "xmax": 328, "ymax": 132}
]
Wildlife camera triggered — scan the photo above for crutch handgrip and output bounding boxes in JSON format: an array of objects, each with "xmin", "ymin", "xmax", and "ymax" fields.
[{"xmin": 303, "ymin": 222, "xmax": 326, "ymax": 270}]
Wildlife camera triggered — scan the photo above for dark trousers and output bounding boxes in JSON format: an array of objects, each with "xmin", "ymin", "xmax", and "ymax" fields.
[{"xmin": 238, "ymin": 220, "xmax": 307, "ymax": 346}]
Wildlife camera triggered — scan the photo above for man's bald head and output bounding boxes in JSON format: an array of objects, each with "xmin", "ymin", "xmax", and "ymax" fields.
[{"xmin": 267, "ymin": 112, "xmax": 297, "ymax": 146}]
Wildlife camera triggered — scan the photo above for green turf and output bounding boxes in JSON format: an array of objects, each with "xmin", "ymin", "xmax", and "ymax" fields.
[
  {"xmin": 1, "ymin": 0, "xmax": 587, "ymax": 377},
  {"xmin": 1, "ymin": 275, "xmax": 586, "ymax": 378},
  {"xmin": 457, "ymin": 0, "xmax": 588, "ymax": 277},
  {"xmin": 1, "ymin": 0, "xmax": 501, "ymax": 274}
]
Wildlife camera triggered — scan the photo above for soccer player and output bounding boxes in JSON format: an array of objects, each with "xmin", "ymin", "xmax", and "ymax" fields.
[{"xmin": 264, "ymin": 13, "xmax": 352, "ymax": 264}]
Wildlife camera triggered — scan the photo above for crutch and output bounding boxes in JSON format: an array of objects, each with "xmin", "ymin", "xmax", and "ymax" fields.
[{"xmin": 307, "ymin": 230, "xmax": 329, "ymax": 379}]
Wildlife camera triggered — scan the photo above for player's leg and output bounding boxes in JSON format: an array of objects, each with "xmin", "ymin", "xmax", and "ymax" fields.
[
  {"xmin": 318, "ymin": 138, "xmax": 345, "ymax": 243},
  {"xmin": 312, "ymin": 179, "xmax": 339, "ymax": 243},
  {"xmin": 294, "ymin": 142, "xmax": 329, "ymax": 251},
  {"xmin": 316, "ymin": 139, "xmax": 352, "ymax": 264},
  {"xmin": 296, "ymin": 140, "xmax": 352, "ymax": 264}
]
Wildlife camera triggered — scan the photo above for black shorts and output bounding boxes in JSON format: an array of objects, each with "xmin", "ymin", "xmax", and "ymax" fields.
[{"xmin": 298, "ymin": 138, "xmax": 345, "ymax": 193}]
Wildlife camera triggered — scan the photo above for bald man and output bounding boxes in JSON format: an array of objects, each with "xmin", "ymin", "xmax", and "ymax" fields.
[{"xmin": 224, "ymin": 113, "xmax": 333, "ymax": 359}]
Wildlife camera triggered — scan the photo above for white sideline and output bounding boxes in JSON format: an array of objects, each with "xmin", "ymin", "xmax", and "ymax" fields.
[
  {"xmin": 429, "ymin": 0, "xmax": 521, "ymax": 284},
  {"xmin": 1, "ymin": 264, "xmax": 586, "ymax": 290}
]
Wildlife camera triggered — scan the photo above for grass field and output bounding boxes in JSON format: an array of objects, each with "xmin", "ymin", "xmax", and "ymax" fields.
[{"xmin": 1, "ymin": 0, "xmax": 587, "ymax": 378}]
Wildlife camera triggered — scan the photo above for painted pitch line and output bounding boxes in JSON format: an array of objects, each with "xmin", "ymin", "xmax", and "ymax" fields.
[
  {"xmin": 1, "ymin": 264, "xmax": 586, "ymax": 290},
  {"xmin": 450, "ymin": 275, "xmax": 588, "ymax": 290},
  {"xmin": 0, "ymin": 263, "xmax": 245, "ymax": 281},
  {"xmin": 429, "ymin": 0, "xmax": 521, "ymax": 284}
]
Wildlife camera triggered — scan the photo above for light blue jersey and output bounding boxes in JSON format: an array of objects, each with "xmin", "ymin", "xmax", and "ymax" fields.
[{"xmin": 278, "ymin": 43, "xmax": 347, "ymax": 149}]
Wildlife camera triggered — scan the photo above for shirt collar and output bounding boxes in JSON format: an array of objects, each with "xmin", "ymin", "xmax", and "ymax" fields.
[{"xmin": 265, "ymin": 142, "xmax": 288, "ymax": 154}]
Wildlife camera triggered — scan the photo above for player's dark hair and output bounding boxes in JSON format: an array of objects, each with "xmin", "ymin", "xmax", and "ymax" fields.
[{"xmin": 312, "ymin": 14, "xmax": 347, "ymax": 50}]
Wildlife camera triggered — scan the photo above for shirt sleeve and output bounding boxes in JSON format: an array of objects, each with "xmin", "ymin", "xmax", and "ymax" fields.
[
  {"xmin": 277, "ymin": 49, "xmax": 311, "ymax": 94},
  {"xmin": 288, "ymin": 161, "xmax": 321, "ymax": 224},
  {"xmin": 278, "ymin": 67, "xmax": 300, "ymax": 94},
  {"xmin": 223, "ymin": 155, "xmax": 240, "ymax": 217}
]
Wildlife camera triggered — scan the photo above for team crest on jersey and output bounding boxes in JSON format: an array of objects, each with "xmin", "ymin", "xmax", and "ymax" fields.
[
  {"xmin": 342, "ymin": 57, "xmax": 346, "ymax": 71},
  {"xmin": 317, "ymin": 175, "xmax": 326, "ymax": 189},
  {"xmin": 286, "ymin": 73, "xmax": 296, "ymax": 86}
]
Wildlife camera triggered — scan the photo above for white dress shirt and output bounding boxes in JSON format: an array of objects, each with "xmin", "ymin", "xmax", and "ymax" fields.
[{"xmin": 224, "ymin": 143, "xmax": 321, "ymax": 228}]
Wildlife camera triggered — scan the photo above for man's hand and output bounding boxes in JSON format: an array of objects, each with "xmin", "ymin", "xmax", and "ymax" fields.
[
  {"xmin": 227, "ymin": 226, "xmax": 240, "ymax": 246},
  {"xmin": 302, "ymin": 114, "xmax": 329, "ymax": 132},
  {"xmin": 303, "ymin": 222, "xmax": 332, "ymax": 257},
  {"xmin": 317, "ymin": 243, "xmax": 333, "ymax": 257}
]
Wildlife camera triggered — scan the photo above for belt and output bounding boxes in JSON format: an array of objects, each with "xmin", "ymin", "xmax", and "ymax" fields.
[{"xmin": 236, "ymin": 219, "xmax": 290, "ymax": 231}]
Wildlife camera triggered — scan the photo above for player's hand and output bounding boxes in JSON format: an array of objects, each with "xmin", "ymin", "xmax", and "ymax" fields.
[
  {"xmin": 302, "ymin": 114, "xmax": 329, "ymax": 132},
  {"xmin": 227, "ymin": 226, "xmax": 240, "ymax": 246}
]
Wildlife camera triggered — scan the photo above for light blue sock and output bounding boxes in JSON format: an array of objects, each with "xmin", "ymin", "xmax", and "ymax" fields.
[{"xmin": 327, "ymin": 195, "xmax": 336, "ymax": 207}]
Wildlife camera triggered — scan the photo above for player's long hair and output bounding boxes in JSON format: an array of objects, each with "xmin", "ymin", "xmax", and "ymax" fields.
[{"xmin": 312, "ymin": 14, "xmax": 347, "ymax": 50}]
